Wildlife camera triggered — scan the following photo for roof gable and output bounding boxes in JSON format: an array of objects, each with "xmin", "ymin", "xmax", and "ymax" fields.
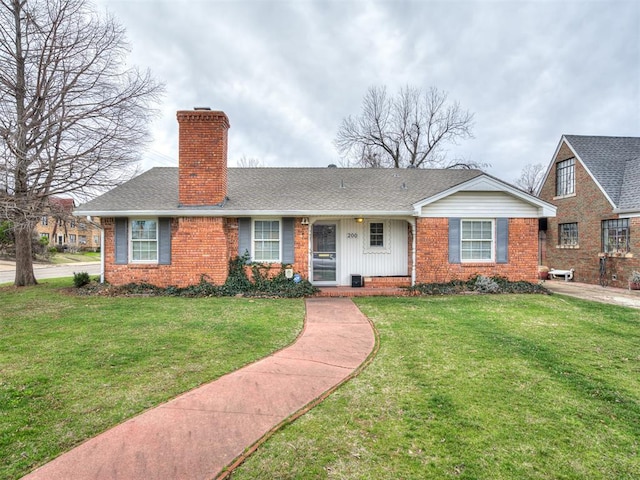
[
  {"xmin": 413, "ymin": 174, "xmax": 556, "ymax": 217},
  {"xmin": 562, "ymin": 135, "xmax": 640, "ymax": 208}
]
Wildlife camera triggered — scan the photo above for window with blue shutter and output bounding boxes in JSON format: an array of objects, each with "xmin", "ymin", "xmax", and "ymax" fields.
[
  {"xmin": 448, "ymin": 218, "xmax": 461, "ymax": 264},
  {"xmin": 238, "ymin": 218, "xmax": 251, "ymax": 261},
  {"xmin": 282, "ymin": 217, "xmax": 295, "ymax": 264},
  {"xmin": 114, "ymin": 218, "xmax": 128, "ymax": 264},
  {"xmin": 158, "ymin": 218, "xmax": 172, "ymax": 265},
  {"xmin": 496, "ymin": 218, "xmax": 509, "ymax": 264}
]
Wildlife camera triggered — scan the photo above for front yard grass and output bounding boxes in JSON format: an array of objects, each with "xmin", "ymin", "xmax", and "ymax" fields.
[
  {"xmin": 232, "ymin": 295, "xmax": 640, "ymax": 479},
  {"xmin": 0, "ymin": 279, "xmax": 304, "ymax": 479}
]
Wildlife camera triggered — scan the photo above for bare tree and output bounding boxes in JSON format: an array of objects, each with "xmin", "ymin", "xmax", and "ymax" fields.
[
  {"xmin": 515, "ymin": 163, "xmax": 546, "ymax": 195},
  {"xmin": 0, "ymin": 0, "xmax": 162, "ymax": 286},
  {"xmin": 335, "ymin": 85, "xmax": 481, "ymax": 169},
  {"xmin": 236, "ymin": 155, "xmax": 262, "ymax": 168}
]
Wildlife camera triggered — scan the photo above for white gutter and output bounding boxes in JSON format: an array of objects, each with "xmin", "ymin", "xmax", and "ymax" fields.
[
  {"xmin": 100, "ymin": 222, "xmax": 105, "ymax": 284},
  {"xmin": 410, "ymin": 218, "xmax": 417, "ymax": 286},
  {"xmin": 73, "ymin": 209, "xmax": 416, "ymax": 218}
]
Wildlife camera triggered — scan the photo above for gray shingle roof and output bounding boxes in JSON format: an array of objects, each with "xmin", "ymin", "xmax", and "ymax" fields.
[
  {"xmin": 76, "ymin": 167, "xmax": 484, "ymax": 215},
  {"xmin": 564, "ymin": 135, "xmax": 640, "ymax": 208}
]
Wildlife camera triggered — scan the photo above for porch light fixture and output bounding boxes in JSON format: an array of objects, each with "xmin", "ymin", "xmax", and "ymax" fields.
[{"xmin": 355, "ymin": 217, "xmax": 364, "ymax": 223}]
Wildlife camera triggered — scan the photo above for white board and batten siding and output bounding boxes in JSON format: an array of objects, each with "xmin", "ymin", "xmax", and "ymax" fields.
[
  {"xmin": 325, "ymin": 218, "xmax": 409, "ymax": 285},
  {"xmin": 420, "ymin": 191, "xmax": 541, "ymax": 218}
]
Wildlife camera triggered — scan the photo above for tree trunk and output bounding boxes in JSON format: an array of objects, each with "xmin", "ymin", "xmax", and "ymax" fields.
[{"xmin": 14, "ymin": 227, "xmax": 37, "ymax": 286}]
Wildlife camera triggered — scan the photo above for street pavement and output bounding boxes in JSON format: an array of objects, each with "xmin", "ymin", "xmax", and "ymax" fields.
[{"xmin": 0, "ymin": 260, "xmax": 101, "ymax": 284}]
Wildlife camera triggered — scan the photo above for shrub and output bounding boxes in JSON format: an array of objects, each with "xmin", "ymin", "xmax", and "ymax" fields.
[
  {"xmin": 409, "ymin": 275, "xmax": 549, "ymax": 296},
  {"xmin": 79, "ymin": 256, "xmax": 319, "ymax": 298},
  {"xmin": 73, "ymin": 271, "xmax": 91, "ymax": 288}
]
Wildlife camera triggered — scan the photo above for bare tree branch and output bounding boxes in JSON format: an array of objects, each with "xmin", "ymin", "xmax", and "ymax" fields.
[
  {"xmin": 335, "ymin": 85, "xmax": 476, "ymax": 169},
  {"xmin": 515, "ymin": 163, "xmax": 546, "ymax": 195},
  {"xmin": 0, "ymin": 0, "xmax": 163, "ymax": 285}
]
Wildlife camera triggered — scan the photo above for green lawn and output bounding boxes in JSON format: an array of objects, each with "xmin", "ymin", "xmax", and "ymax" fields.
[
  {"xmin": 0, "ymin": 279, "xmax": 304, "ymax": 479},
  {"xmin": 48, "ymin": 251, "xmax": 100, "ymax": 264},
  {"xmin": 231, "ymin": 295, "xmax": 640, "ymax": 479}
]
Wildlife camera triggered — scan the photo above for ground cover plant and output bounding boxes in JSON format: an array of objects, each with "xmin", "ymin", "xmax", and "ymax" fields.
[
  {"xmin": 231, "ymin": 295, "xmax": 640, "ymax": 479},
  {"xmin": 0, "ymin": 279, "xmax": 304, "ymax": 479}
]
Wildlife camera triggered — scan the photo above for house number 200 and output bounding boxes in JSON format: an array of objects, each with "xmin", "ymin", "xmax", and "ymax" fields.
[{"xmin": 347, "ymin": 233, "xmax": 358, "ymax": 239}]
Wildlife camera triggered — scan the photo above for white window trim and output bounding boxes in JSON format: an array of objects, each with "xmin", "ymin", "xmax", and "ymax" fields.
[
  {"xmin": 460, "ymin": 218, "xmax": 495, "ymax": 263},
  {"xmin": 252, "ymin": 218, "xmax": 282, "ymax": 263},
  {"xmin": 129, "ymin": 218, "xmax": 159, "ymax": 263},
  {"xmin": 363, "ymin": 219, "xmax": 391, "ymax": 254}
]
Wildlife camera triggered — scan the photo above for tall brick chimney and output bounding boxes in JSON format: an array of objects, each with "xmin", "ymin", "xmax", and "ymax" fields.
[{"xmin": 177, "ymin": 108, "xmax": 230, "ymax": 206}]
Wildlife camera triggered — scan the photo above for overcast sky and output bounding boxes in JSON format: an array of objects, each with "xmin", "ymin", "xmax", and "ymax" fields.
[{"xmin": 96, "ymin": 0, "xmax": 639, "ymax": 184}]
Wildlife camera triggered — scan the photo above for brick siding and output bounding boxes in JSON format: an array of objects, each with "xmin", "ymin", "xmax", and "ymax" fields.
[
  {"xmin": 539, "ymin": 142, "xmax": 640, "ymax": 287},
  {"xmin": 177, "ymin": 110, "xmax": 229, "ymax": 207},
  {"xmin": 415, "ymin": 217, "xmax": 539, "ymax": 283}
]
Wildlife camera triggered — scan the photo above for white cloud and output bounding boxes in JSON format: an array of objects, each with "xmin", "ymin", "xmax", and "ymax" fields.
[{"xmin": 97, "ymin": 0, "xmax": 639, "ymax": 183}]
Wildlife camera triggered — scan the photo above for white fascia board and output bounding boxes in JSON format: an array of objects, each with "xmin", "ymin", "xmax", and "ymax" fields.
[
  {"xmin": 73, "ymin": 209, "xmax": 414, "ymax": 218},
  {"xmin": 613, "ymin": 208, "xmax": 640, "ymax": 218},
  {"xmin": 412, "ymin": 174, "xmax": 557, "ymax": 217}
]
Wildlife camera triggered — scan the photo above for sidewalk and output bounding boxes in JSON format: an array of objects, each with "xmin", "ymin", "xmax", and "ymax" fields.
[
  {"xmin": 543, "ymin": 279, "xmax": 640, "ymax": 309},
  {"xmin": 21, "ymin": 298, "xmax": 376, "ymax": 480}
]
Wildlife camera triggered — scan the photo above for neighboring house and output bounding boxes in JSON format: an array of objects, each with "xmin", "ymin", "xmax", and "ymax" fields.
[
  {"xmin": 538, "ymin": 135, "xmax": 640, "ymax": 287},
  {"xmin": 35, "ymin": 197, "xmax": 102, "ymax": 252},
  {"xmin": 75, "ymin": 108, "xmax": 555, "ymax": 288}
]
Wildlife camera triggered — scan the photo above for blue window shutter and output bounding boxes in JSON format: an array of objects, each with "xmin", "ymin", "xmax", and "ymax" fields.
[
  {"xmin": 115, "ymin": 218, "xmax": 128, "ymax": 265},
  {"xmin": 497, "ymin": 218, "xmax": 509, "ymax": 264},
  {"xmin": 158, "ymin": 218, "xmax": 172, "ymax": 265},
  {"xmin": 282, "ymin": 217, "xmax": 295, "ymax": 264},
  {"xmin": 238, "ymin": 218, "xmax": 251, "ymax": 260},
  {"xmin": 449, "ymin": 218, "xmax": 461, "ymax": 264}
]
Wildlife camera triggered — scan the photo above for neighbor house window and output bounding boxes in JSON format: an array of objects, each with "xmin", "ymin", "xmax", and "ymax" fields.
[
  {"xmin": 130, "ymin": 219, "xmax": 157, "ymax": 261},
  {"xmin": 556, "ymin": 158, "xmax": 575, "ymax": 196},
  {"xmin": 79, "ymin": 235, "xmax": 87, "ymax": 245},
  {"xmin": 602, "ymin": 219, "xmax": 630, "ymax": 254},
  {"xmin": 253, "ymin": 220, "xmax": 280, "ymax": 262},
  {"xmin": 559, "ymin": 223, "xmax": 578, "ymax": 247},
  {"xmin": 461, "ymin": 219, "xmax": 494, "ymax": 261},
  {"xmin": 41, "ymin": 216, "xmax": 48, "ymax": 226},
  {"xmin": 40, "ymin": 233, "xmax": 49, "ymax": 240},
  {"xmin": 369, "ymin": 222, "xmax": 384, "ymax": 247},
  {"xmin": 69, "ymin": 234, "xmax": 76, "ymax": 244},
  {"xmin": 93, "ymin": 235, "xmax": 99, "ymax": 245},
  {"xmin": 70, "ymin": 219, "xmax": 76, "ymax": 228}
]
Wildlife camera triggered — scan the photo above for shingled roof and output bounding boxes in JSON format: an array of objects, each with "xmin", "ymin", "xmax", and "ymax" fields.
[
  {"xmin": 76, "ymin": 167, "xmax": 486, "ymax": 216},
  {"xmin": 563, "ymin": 135, "xmax": 640, "ymax": 209}
]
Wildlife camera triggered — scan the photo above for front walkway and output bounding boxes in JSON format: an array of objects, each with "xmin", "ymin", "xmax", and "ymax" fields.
[
  {"xmin": 543, "ymin": 279, "xmax": 640, "ymax": 309},
  {"xmin": 21, "ymin": 298, "xmax": 376, "ymax": 480}
]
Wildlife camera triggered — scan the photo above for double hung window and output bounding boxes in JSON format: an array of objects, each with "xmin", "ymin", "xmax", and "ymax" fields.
[
  {"xmin": 461, "ymin": 220, "xmax": 494, "ymax": 261},
  {"xmin": 130, "ymin": 219, "xmax": 158, "ymax": 261},
  {"xmin": 253, "ymin": 220, "xmax": 280, "ymax": 262}
]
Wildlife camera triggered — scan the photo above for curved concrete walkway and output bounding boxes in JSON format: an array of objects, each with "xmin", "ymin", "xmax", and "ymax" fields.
[{"xmin": 22, "ymin": 298, "xmax": 376, "ymax": 480}]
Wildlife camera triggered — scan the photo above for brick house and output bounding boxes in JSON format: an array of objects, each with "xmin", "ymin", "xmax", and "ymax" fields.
[
  {"xmin": 34, "ymin": 197, "xmax": 102, "ymax": 252},
  {"xmin": 538, "ymin": 135, "xmax": 640, "ymax": 287},
  {"xmin": 75, "ymin": 108, "xmax": 555, "ymax": 288}
]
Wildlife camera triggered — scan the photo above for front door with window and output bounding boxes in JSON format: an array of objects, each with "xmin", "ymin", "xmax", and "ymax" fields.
[{"xmin": 312, "ymin": 223, "xmax": 337, "ymax": 284}]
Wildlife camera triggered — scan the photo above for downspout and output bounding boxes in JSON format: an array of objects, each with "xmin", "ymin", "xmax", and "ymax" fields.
[
  {"xmin": 411, "ymin": 218, "xmax": 417, "ymax": 286},
  {"xmin": 100, "ymin": 223, "xmax": 105, "ymax": 284}
]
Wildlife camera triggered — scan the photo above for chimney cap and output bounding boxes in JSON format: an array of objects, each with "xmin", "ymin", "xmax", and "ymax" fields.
[{"xmin": 194, "ymin": 106, "xmax": 211, "ymax": 111}]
